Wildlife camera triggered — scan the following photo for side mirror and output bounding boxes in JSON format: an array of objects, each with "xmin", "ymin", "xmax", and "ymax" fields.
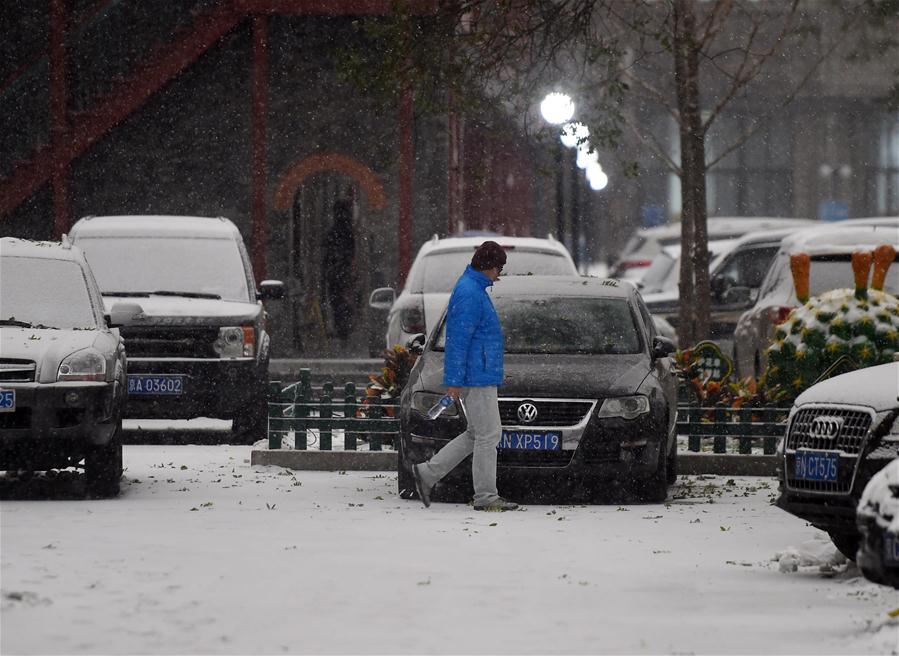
[
  {"xmin": 709, "ymin": 275, "xmax": 728, "ymax": 300},
  {"xmin": 722, "ymin": 285, "xmax": 752, "ymax": 306},
  {"xmin": 406, "ymin": 333, "xmax": 426, "ymax": 354},
  {"xmin": 258, "ymin": 280, "xmax": 286, "ymax": 301},
  {"xmin": 106, "ymin": 302, "xmax": 144, "ymax": 328},
  {"xmin": 369, "ymin": 287, "xmax": 396, "ymax": 311},
  {"xmin": 651, "ymin": 336, "xmax": 676, "ymax": 360}
]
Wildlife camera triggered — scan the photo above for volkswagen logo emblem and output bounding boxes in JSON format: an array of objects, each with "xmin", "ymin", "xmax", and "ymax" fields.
[
  {"xmin": 517, "ymin": 402, "xmax": 538, "ymax": 424},
  {"xmin": 809, "ymin": 415, "xmax": 844, "ymax": 440}
]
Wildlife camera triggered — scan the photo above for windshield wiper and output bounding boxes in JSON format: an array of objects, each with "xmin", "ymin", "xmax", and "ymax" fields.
[
  {"xmin": 0, "ymin": 319, "xmax": 58, "ymax": 329},
  {"xmin": 150, "ymin": 290, "xmax": 222, "ymax": 299},
  {"xmin": 104, "ymin": 291, "xmax": 150, "ymax": 297}
]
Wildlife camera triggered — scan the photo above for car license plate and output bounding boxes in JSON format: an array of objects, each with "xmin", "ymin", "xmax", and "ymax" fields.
[
  {"xmin": 0, "ymin": 388, "xmax": 14, "ymax": 412},
  {"xmin": 794, "ymin": 449, "xmax": 839, "ymax": 482},
  {"xmin": 128, "ymin": 374, "xmax": 184, "ymax": 396},
  {"xmin": 884, "ymin": 534, "xmax": 899, "ymax": 566},
  {"xmin": 499, "ymin": 430, "xmax": 561, "ymax": 451}
]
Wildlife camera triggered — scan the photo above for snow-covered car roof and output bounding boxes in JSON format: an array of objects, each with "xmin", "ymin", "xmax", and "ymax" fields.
[
  {"xmin": 630, "ymin": 216, "xmax": 816, "ymax": 242},
  {"xmin": 493, "ymin": 275, "xmax": 635, "ymax": 299},
  {"xmin": 70, "ymin": 215, "xmax": 240, "ymax": 240},
  {"xmin": 417, "ymin": 233, "xmax": 572, "ymax": 257},
  {"xmin": 0, "ymin": 236, "xmax": 84, "ymax": 261},
  {"xmin": 778, "ymin": 223, "xmax": 899, "ymax": 255}
]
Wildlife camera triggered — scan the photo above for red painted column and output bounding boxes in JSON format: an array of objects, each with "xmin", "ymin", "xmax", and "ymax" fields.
[
  {"xmin": 251, "ymin": 14, "xmax": 269, "ymax": 280},
  {"xmin": 398, "ymin": 87, "xmax": 413, "ymax": 286},
  {"xmin": 50, "ymin": 0, "xmax": 71, "ymax": 237}
]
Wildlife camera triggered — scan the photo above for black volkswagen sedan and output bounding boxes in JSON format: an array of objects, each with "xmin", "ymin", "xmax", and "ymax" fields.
[{"xmin": 397, "ymin": 276, "xmax": 678, "ymax": 504}]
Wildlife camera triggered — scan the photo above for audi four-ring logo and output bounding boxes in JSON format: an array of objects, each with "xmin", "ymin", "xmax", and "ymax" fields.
[
  {"xmin": 517, "ymin": 402, "xmax": 539, "ymax": 424},
  {"xmin": 810, "ymin": 416, "xmax": 844, "ymax": 439}
]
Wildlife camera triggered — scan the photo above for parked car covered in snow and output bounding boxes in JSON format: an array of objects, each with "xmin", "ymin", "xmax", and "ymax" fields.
[
  {"xmin": 777, "ymin": 361, "xmax": 899, "ymax": 560},
  {"xmin": 369, "ymin": 234, "xmax": 577, "ymax": 351},
  {"xmin": 733, "ymin": 224, "xmax": 899, "ymax": 378},
  {"xmin": 857, "ymin": 456, "xmax": 899, "ymax": 587},
  {"xmin": 397, "ymin": 276, "xmax": 678, "ymax": 504},
  {"xmin": 610, "ymin": 216, "xmax": 815, "ymax": 282},
  {"xmin": 0, "ymin": 237, "xmax": 132, "ymax": 496},
  {"xmin": 68, "ymin": 215, "xmax": 284, "ymax": 443}
]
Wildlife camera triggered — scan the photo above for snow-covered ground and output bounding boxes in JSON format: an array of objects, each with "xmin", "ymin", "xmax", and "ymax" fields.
[{"xmin": 2, "ymin": 444, "xmax": 898, "ymax": 655}]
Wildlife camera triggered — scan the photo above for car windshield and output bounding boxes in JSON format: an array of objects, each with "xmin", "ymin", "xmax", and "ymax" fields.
[
  {"xmin": 0, "ymin": 256, "xmax": 97, "ymax": 329},
  {"xmin": 639, "ymin": 251, "xmax": 678, "ymax": 294},
  {"xmin": 75, "ymin": 236, "xmax": 251, "ymax": 301},
  {"xmin": 414, "ymin": 249, "xmax": 574, "ymax": 293},
  {"xmin": 435, "ymin": 296, "xmax": 643, "ymax": 355}
]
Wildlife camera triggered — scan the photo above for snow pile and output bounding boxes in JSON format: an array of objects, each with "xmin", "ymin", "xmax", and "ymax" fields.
[{"xmin": 775, "ymin": 534, "xmax": 848, "ymax": 573}]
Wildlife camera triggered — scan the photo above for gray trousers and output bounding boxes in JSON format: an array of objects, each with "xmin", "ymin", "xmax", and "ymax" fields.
[{"xmin": 417, "ymin": 386, "xmax": 502, "ymax": 506}]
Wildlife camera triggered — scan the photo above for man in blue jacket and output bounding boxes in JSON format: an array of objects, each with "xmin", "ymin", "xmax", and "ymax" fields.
[{"xmin": 412, "ymin": 241, "xmax": 519, "ymax": 511}]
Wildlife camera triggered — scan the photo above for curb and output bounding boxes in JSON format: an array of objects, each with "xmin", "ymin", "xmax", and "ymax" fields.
[{"xmin": 251, "ymin": 450, "xmax": 778, "ymax": 477}]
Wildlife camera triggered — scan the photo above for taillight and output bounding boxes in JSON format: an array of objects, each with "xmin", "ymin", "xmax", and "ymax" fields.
[
  {"xmin": 766, "ymin": 306, "xmax": 794, "ymax": 325},
  {"xmin": 401, "ymin": 303, "xmax": 426, "ymax": 334},
  {"xmin": 620, "ymin": 259, "xmax": 653, "ymax": 270}
]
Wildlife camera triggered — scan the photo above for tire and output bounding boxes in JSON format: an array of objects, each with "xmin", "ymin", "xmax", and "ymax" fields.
[
  {"xmin": 396, "ymin": 438, "xmax": 417, "ymax": 500},
  {"xmin": 233, "ymin": 394, "xmax": 269, "ymax": 445},
  {"xmin": 828, "ymin": 531, "xmax": 861, "ymax": 561},
  {"xmin": 629, "ymin": 441, "xmax": 668, "ymax": 503},
  {"xmin": 666, "ymin": 436, "xmax": 678, "ymax": 486},
  {"xmin": 85, "ymin": 424, "xmax": 123, "ymax": 498}
]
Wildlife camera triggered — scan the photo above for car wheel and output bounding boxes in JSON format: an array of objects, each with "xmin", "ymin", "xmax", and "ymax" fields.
[
  {"xmin": 396, "ymin": 438, "xmax": 417, "ymax": 500},
  {"xmin": 828, "ymin": 531, "xmax": 861, "ymax": 561},
  {"xmin": 233, "ymin": 394, "xmax": 269, "ymax": 445},
  {"xmin": 629, "ymin": 441, "xmax": 668, "ymax": 503},
  {"xmin": 665, "ymin": 437, "xmax": 678, "ymax": 486},
  {"xmin": 85, "ymin": 423, "xmax": 123, "ymax": 498}
]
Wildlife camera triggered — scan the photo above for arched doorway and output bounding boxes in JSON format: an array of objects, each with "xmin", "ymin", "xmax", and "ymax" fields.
[{"xmin": 272, "ymin": 153, "xmax": 386, "ymax": 357}]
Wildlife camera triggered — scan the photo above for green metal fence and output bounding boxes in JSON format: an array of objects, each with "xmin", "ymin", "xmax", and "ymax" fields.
[
  {"xmin": 267, "ymin": 369, "xmax": 400, "ymax": 451},
  {"xmin": 265, "ymin": 369, "xmax": 790, "ymax": 455},
  {"xmin": 675, "ymin": 405, "xmax": 789, "ymax": 454}
]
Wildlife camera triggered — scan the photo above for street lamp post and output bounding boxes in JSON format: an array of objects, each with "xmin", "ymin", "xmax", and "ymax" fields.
[{"xmin": 540, "ymin": 92, "xmax": 574, "ymax": 250}]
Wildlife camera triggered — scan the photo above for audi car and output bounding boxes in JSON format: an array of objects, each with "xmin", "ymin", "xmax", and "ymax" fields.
[
  {"xmin": 777, "ymin": 361, "xmax": 899, "ymax": 560},
  {"xmin": 396, "ymin": 276, "xmax": 678, "ymax": 504}
]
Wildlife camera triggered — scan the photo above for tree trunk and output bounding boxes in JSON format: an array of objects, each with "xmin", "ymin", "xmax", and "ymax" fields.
[{"xmin": 673, "ymin": 0, "xmax": 710, "ymax": 348}]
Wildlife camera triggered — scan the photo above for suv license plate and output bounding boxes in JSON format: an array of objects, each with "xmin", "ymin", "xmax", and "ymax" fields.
[
  {"xmin": 885, "ymin": 534, "xmax": 899, "ymax": 566},
  {"xmin": 499, "ymin": 430, "xmax": 561, "ymax": 451},
  {"xmin": 794, "ymin": 449, "xmax": 839, "ymax": 483},
  {"xmin": 0, "ymin": 388, "xmax": 14, "ymax": 412},
  {"xmin": 128, "ymin": 374, "xmax": 184, "ymax": 396}
]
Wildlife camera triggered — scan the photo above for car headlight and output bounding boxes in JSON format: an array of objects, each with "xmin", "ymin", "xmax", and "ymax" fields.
[
  {"xmin": 58, "ymin": 348, "xmax": 107, "ymax": 381},
  {"xmin": 214, "ymin": 326, "xmax": 255, "ymax": 358},
  {"xmin": 598, "ymin": 395, "xmax": 650, "ymax": 420},
  {"xmin": 411, "ymin": 391, "xmax": 459, "ymax": 418}
]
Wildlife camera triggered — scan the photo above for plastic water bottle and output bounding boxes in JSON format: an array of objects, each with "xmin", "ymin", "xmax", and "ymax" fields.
[{"xmin": 427, "ymin": 394, "xmax": 454, "ymax": 419}]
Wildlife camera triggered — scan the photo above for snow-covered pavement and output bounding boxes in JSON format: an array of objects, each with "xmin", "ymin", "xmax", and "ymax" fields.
[{"xmin": 2, "ymin": 445, "xmax": 898, "ymax": 655}]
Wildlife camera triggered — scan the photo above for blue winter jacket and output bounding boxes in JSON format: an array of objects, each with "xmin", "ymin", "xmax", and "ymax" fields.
[{"xmin": 443, "ymin": 265, "xmax": 504, "ymax": 387}]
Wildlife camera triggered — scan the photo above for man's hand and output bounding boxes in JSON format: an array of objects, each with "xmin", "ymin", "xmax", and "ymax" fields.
[{"xmin": 446, "ymin": 386, "xmax": 463, "ymax": 401}]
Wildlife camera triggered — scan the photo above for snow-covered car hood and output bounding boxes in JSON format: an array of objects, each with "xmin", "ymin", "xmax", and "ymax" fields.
[
  {"xmin": 794, "ymin": 362, "xmax": 899, "ymax": 413},
  {"xmin": 1, "ymin": 327, "xmax": 109, "ymax": 383},
  {"xmin": 413, "ymin": 351, "xmax": 650, "ymax": 398},
  {"xmin": 103, "ymin": 295, "xmax": 260, "ymax": 326}
]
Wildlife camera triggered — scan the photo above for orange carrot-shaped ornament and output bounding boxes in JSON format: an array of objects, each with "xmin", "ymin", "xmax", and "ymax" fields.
[
  {"xmin": 871, "ymin": 244, "xmax": 896, "ymax": 291},
  {"xmin": 790, "ymin": 253, "xmax": 811, "ymax": 303},
  {"xmin": 851, "ymin": 250, "xmax": 873, "ymax": 299}
]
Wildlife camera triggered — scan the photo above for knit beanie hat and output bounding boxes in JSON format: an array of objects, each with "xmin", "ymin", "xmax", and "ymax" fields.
[{"xmin": 471, "ymin": 240, "xmax": 507, "ymax": 271}]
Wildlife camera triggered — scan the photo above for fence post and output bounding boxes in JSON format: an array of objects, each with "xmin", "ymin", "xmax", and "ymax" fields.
[
  {"xmin": 344, "ymin": 382, "xmax": 357, "ymax": 451},
  {"xmin": 763, "ymin": 409, "xmax": 779, "ymax": 455},
  {"xmin": 713, "ymin": 406, "xmax": 727, "ymax": 454},
  {"xmin": 320, "ymin": 381, "xmax": 333, "ymax": 451},
  {"xmin": 688, "ymin": 406, "xmax": 701, "ymax": 452},
  {"xmin": 267, "ymin": 380, "xmax": 281, "ymax": 449},
  {"xmin": 738, "ymin": 406, "xmax": 753, "ymax": 455},
  {"xmin": 370, "ymin": 396, "xmax": 382, "ymax": 452},
  {"xmin": 294, "ymin": 369, "xmax": 310, "ymax": 450}
]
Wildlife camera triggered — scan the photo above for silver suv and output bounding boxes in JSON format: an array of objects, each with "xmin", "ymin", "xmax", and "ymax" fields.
[{"xmin": 0, "ymin": 237, "xmax": 131, "ymax": 496}]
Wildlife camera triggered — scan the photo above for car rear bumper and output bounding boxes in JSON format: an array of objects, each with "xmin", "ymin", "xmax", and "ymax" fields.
[
  {"xmin": 0, "ymin": 381, "xmax": 119, "ymax": 469},
  {"xmin": 124, "ymin": 358, "xmax": 266, "ymax": 420}
]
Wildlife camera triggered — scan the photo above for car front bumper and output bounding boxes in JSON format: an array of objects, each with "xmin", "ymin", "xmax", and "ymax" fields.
[
  {"xmin": 0, "ymin": 381, "xmax": 119, "ymax": 469},
  {"xmin": 123, "ymin": 358, "xmax": 266, "ymax": 420}
]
